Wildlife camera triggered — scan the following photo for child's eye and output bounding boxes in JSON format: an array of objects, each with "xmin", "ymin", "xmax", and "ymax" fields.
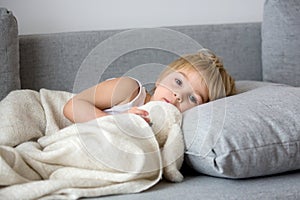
[
  {"xmin": 189, "ymin": 95, "xmax": 198, "ymax": 104},
  {"xmin": 175, "ymin": 78, "xmax": 182, "ymax": 86}
]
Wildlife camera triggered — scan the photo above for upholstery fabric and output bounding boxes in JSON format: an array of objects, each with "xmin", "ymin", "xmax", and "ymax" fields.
[
  {"xmin": 99, "ymin": 173, "xmax": 300, "ymax": 200},
  {"xmin": 262, "ymin": 0, "xmax": 300, "ymax": 86},
  {"xmin": 19, "ymin": 23, "xmax": 262, "ymax": 93},
  {"xmin": 183, "ymin": 82, "xmax": 300, "ymax": 178},
  {"xmin": 0, "ymin": 8, "xmax": 20, "ymax": 100}
]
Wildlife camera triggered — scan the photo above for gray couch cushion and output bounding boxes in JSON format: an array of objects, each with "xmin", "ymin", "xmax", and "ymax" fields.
[
  {"xmin": 19, "ymin": 23, "xmax": 262, "ymax": 93},
  {"xmin": 182, "ymin": 81, "xmax": 300, "ymax": 178},
  {"xmin": 99, "ymin": 173, "xmax": 300, "ymax": 200},
  {"xmin": 0, "ymin": 8, "xmax": 21, "ymax": 100},
  {"xmin": 262, "ymin": 0, "xmax": 300, "ymax": 87}
]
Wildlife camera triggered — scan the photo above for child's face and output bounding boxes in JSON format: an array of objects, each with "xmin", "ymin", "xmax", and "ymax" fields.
[{"xmin": 151, "ymin": 69, "xmax": 209, "ymax": 112}]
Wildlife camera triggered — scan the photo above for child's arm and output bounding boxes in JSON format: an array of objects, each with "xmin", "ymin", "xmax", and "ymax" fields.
[{"xmin": 63, "ymin": 77, "xmax": 146, "ymax": 123}]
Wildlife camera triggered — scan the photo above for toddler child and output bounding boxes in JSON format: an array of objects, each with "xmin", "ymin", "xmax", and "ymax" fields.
[{"xmin": 63, "ymin": 48, "xmax": 236, "ymax": 123}]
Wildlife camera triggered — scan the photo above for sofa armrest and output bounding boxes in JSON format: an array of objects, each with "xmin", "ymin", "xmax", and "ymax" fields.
[{"xmin": 0, "ymin": 7, "xmax": 21, "ymax": 100}]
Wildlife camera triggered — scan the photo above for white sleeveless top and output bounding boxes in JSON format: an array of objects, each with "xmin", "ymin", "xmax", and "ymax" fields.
[{"xmin": 103, "ymin": 77, "xmax": 147, "ymax": 115}]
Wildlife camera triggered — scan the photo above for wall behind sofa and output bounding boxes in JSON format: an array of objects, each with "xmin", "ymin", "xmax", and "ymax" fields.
[{"xmin": 1, "ymin": 0, "xmax": 263, "ymax": 35}]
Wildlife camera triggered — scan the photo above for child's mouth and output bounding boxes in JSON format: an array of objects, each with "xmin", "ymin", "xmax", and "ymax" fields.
[{"xmin": 163, "ymin": 98, "xmax": 170, "ymax": 103}]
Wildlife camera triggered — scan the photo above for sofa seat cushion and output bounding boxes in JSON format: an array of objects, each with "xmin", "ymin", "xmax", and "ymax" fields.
[
  {"xmin": 182, "ymin": 81, "xmax": 300, "ymax": 178},
  {"xmin": 262, "ymin": 0, "xmax": 300, "ymax": 86},
  {"xmin": 0, "ymin": 7, "xmax": 20, "ymax": 100}
]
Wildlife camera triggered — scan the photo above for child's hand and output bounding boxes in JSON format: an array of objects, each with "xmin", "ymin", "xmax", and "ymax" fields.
[{"xmin": 126, "ymin": 107, "xmax": 151, "ymax": 124}]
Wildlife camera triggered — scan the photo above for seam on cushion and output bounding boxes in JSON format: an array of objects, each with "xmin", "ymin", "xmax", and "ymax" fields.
[
  {"xmin": 185, "ymin": 140, "xmax": 300, "ymax": 158},
  {"xmin": 222, "ymin": 140, "xmax": 300, "ymax": 155}
]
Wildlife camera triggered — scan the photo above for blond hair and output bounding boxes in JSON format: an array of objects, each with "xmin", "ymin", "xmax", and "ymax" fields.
[{"xmin": 156, "ymin": 48, "xmax": 236, "ymax": 102}]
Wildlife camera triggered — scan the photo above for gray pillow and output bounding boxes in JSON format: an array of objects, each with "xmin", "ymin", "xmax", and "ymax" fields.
[
  {"xmin": 182, "ymin": 81, "xmax": 300, "ymax": 178},
  {"xmin": 262, "ymin": 0, "xmax": 300, "ymax": 87},
  {"xmin": 0, "ymin": 7, "xmax": 21, "ymax": 100}
]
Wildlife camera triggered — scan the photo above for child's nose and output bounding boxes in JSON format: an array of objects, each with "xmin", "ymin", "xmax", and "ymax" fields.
[{"xmin": 174, "ymin": 92, "xmax": 182, "ymax": 103}]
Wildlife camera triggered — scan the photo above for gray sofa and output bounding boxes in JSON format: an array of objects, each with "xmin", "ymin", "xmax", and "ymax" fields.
[{"xmin": 1, "ymin": 0, "xmax": 300, "ymax": 199}]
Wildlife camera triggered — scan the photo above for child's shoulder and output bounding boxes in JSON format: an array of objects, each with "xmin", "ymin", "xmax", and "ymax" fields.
[
  {"xmin": 101, "ymin": 76, "xmax": 141, "ymax": 104},
  {"xmin": 105, "ymin": 76, "xmax": 139, "ymax": 89}
]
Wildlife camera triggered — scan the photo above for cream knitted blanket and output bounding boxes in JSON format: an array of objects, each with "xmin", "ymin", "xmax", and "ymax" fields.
[{"xmin": 0, "ymin": 89, "xmax": 180, "ymax": 199}]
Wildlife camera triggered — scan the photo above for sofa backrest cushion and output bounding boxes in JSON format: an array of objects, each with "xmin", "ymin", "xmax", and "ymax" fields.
[
  {"xmin": 262, "ymin": 0, "xmax": 300, "ymax": 86},
  {"xmin": 0, "ymin": 8, "xmax": 21, "ymax": 100},
  {"xmin": 19, "ymin": 23, "xmax": 262, "ymax": 93}
]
